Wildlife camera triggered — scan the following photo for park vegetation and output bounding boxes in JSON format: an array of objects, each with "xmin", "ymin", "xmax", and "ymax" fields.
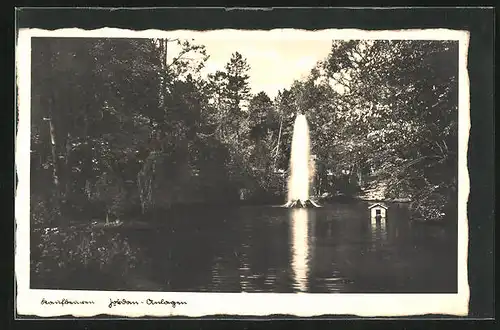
[{"xmin": 27, "ymin": 37, "xmax": 459, "ymax": 287}]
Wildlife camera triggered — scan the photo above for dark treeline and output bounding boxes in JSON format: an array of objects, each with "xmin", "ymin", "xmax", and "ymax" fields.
[{"xmin": 30, "ymin": 37, "xmax": 458, "ymax": 228}]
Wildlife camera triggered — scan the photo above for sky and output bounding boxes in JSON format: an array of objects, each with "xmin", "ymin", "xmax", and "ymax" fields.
[{"xmin": 165, "ymin": 30, "xmax": 334, "ymax": 99}]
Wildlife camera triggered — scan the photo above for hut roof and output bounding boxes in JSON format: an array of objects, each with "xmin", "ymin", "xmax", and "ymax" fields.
[{"xmin": 368, "ymin": 203, "xmax": 388, "ymax": 209}]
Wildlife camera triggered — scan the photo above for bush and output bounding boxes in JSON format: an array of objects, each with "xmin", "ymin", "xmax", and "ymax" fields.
[
  {"xmin": 410, "ymin": 190, "xmax": 450, "ymax": 222},
  {"xmin": 31, "ymin": 196, "xmax": 59, "ymax": 227},
  {"xmin": 31, "ymin": 225, "xmax": 144, "ymax": 289}
]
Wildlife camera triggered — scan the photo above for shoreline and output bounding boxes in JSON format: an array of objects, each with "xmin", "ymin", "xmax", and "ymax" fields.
[
  {"xmin": 317, "ymin": 194, "xmax": 412, "ymax": 204},
  {"xmin": 41, "ymin": 195, "xmax": 457, "ymax": 233},
  {"xmin": 355, "ymin": 196, "xmax": 412, "ymax": 203}
]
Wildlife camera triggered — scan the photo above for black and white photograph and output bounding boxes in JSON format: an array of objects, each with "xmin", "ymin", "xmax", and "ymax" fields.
[{"xmin": 15, "ymin": 26, "xmax": 470, "ymax": 317}]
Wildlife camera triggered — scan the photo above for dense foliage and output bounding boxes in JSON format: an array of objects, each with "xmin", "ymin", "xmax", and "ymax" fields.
[
  {"xmin": 30, "ymin": 37, "xmax": 458, "ymax": 229},
  {"xmin": 31, "ymin": 223, "xmax": 143, "ymax": 289}
]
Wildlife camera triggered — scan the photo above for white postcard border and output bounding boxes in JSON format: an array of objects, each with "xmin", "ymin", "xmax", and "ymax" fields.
[{"xmin": 15, "ymin": 28, "xmax": 470, "ymax": 317}]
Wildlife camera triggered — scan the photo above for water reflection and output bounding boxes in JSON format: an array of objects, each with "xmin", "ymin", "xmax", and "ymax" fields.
[
  {"xmin": 289, "ymin": 208, "xmax": 315, "ymax": 292},
  {"xmin": 370, "ymin": 218, "xmax": 388, "ymax": 243},
  {"xmin": 101, "ymin": 202, "xmax": 457, "ymax": 294}
]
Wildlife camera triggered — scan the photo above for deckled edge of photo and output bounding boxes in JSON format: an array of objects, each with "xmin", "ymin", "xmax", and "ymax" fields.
[{"xmin": 15, "ymin": 27, "xmax": 471, "ymax": 318}]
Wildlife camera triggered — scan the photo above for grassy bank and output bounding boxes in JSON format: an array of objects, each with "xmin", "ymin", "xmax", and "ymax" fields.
[{"xmin": 30, "ymin": 224, "xmax": 146, "ymax": 290}]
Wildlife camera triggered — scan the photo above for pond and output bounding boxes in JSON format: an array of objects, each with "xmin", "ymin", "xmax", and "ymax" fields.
[{"xmin": 119, "ymin": 200, "xmax": 457, "ymax": 293}]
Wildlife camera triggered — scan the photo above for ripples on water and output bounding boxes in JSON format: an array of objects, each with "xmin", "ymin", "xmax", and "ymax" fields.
[{"xmin": 121, "ymin": 201, "xmax": 457, "ymax": 293}]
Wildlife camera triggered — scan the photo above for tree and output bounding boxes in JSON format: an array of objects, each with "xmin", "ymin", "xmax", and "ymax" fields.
[
  {"xmin": 225, "ymin": 52, "xmax": 251, "ymax": 110},
  {"xmin": 247, "ymin": 92, "xmax": 276, "ymax": 143},
  {"xmin": 31, "ymin": 38, "xmax": 114, "ymax": 225},
  {"xmin": 204, "ymin": 52, "xmax": 251, "ymax": 145},
  {"xmin": 30, "ymin": 37, "xmax": 214, "ymax": 224},
  {"xmin": 243, "ymin": 92, "xmax": 282, "ymax": 195},
  {"xmin": 320, "ymin": 39, "xmax": 459, "ymax": 220},
  {"xmin": 92, "ymin": 171, "xmax": 127, "ymax": 224}
]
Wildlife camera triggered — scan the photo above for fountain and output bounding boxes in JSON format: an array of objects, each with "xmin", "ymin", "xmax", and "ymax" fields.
[{"xmin": 284, "ymin": 113, "xmax": 320, "ymax": 208}]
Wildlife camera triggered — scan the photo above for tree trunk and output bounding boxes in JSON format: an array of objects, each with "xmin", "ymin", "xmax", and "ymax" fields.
[
  {"xmin": 48, "ymin": 118, "xmax": 60, "ymax": 190},
  {"xmin": 357, "ymin": 167, "xmax": 363, "ymax": 187},
  {"xmin": 46, "ymin": 115, "xmax": 64, "ymax": 225},
  {"xmin": 273, "ymin": 116, "xmax": 283, "ymax": 169},
  {"xmin": 64, "ymin": 132, "xmax": 71, "ymax": 199},
  {"xmin": 159, "ymin": 38, "xmax": 167, "ymax": 109},
  {"xmin": 317, "ymin": 175, "xmax": 323, "ymax": 196}
]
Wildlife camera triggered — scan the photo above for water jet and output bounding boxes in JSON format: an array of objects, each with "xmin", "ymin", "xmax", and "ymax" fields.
[{"xmin": 285, "ymin": 113, "xmax": 320, "ymax": 208}]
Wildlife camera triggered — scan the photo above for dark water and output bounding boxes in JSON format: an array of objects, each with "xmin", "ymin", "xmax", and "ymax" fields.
[{"xmin": 123, "ymin": 201, "xmax": 457, "ymax": 293}]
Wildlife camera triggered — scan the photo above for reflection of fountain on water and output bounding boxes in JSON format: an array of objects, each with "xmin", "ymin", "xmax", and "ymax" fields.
[
  {"xmin": 290, "ymin": 208, "xmax": 314, "ymax": 292},
  {"xmin": 284, "ymin": 113, "xmax": 320, "ymax": 208}
]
